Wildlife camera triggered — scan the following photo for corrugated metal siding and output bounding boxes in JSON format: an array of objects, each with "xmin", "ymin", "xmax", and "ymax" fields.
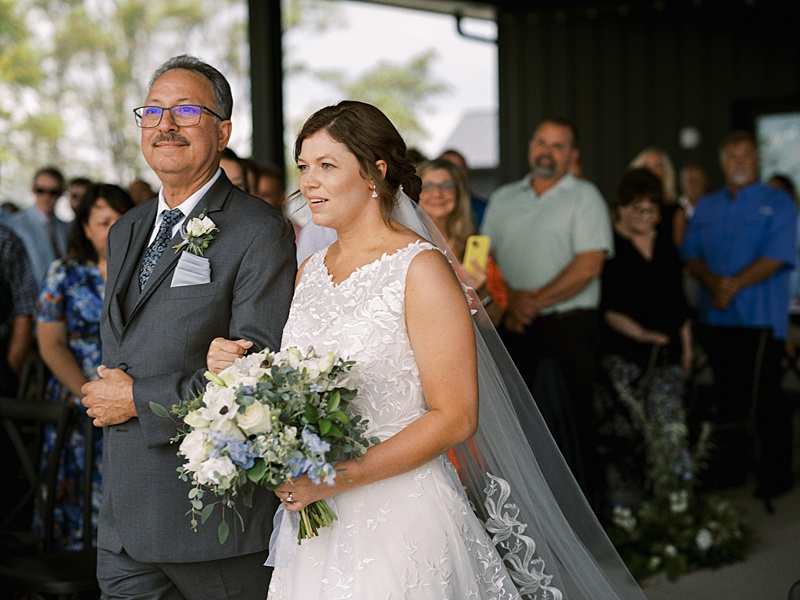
[{"xmin": 496, "ymin": 1, "xmax": 800, "ymax": 200}]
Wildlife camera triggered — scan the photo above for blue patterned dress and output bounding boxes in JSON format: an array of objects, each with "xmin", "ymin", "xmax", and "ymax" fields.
[{"xmin": 33, "ymin": 259, "xmax": 104, "ymax": 550}]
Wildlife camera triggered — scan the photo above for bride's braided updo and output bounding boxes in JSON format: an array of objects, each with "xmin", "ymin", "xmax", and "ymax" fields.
[{"xmin": 294, "ymin": 101, "xmax": 421, "ymax": 223}]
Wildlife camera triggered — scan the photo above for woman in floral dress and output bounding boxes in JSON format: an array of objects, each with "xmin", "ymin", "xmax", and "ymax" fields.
[{"xmin": 33, "ymin": 184, "xmax": 133, "ymax": 549}]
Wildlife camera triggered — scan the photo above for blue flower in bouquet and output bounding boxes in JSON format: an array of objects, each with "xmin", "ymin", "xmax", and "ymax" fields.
[
  {"xmin": 287, "ymin": 454, "xmax": 313, "ymax": 479},
  {"xmin": 223, "ymin": 437, "xmax": 256, "ymax": 470},
  {"xmin": 311, "ymin": 461, "xmax": 337, "ymax": 487},
  {"xmin": 302, "ymin": 429, "xmax": 331, "ymax": 455}
]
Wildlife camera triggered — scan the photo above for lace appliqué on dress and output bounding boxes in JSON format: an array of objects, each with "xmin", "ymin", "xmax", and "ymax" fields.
[{"xmin": 484, "ymin": 474, "xmax": 564, "ymax": 600}]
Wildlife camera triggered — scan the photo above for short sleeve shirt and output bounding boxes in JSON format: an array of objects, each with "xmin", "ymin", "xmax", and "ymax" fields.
[
  {"xmin": 481, "ymin": 173, "xmax": 613, "ymax": 314},
  {"xmin": 681, "ymin": 182, "xmax": 797, "ymax": 339}
]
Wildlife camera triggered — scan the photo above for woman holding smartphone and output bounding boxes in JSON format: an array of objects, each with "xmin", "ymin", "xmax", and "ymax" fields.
[{"xmin": 417, "ymin": 158, "xmax": 505, "ymax": 326}]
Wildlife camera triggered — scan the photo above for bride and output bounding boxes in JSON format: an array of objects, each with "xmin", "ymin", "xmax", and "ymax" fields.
[{"xmin": 207, "ymin": 101, "xmax": 645, "ymax": 599}]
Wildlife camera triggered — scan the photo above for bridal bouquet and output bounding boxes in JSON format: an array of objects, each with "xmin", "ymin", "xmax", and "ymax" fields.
[{"xmin": 152, "ymin": 346, "xmax": 378, "ymax": 544}]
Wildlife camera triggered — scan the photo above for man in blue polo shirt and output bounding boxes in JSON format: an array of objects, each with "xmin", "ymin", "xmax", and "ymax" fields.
[{"xmin": 682, "ymin": 130, "xmax": 796, "ymax": 506}]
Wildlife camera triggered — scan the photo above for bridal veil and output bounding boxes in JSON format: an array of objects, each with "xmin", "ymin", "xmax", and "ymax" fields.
[{"xmin": 392, "ymin": 191, "xmax": 645, "ymax": 600}]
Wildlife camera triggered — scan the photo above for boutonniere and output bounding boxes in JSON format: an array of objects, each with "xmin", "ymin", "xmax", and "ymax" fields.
[{"xmin": 173, "ymin": 209, "xmax": 219, "ymax": 256}]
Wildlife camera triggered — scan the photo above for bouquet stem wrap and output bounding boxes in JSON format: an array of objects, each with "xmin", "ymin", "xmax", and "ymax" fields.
[{"xmin": 266, "ymin": 498, "xmax": 340, "ymax": 567}]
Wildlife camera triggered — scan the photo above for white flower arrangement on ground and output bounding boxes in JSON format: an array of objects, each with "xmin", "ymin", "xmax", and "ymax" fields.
[
  {"xmin": 152, "ymin": 346, "xmax": 378, "ymax": 544},
  {"xmin": 606, "ymin": 385, "xmax": 752, "ymax": 581}
]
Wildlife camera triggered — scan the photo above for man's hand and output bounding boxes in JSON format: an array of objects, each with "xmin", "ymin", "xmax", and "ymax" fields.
[
  {"xmin": 710, "ymin": 276, "xmax": 741, "ymax": 309},
  {"xmin": 81, "ymin": 366, "xmax": 136, "ymax": 427},
  {"xmin": 504, "ymin": 288, "xmax": 542, "ymax": 333},
  {"xmin": 207, "ymin": 337, "xmax": 252, "ymax": 374}
]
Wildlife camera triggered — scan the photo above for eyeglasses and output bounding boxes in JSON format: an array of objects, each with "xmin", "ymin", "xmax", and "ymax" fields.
[
  {"xmin": 34, "ymin": 187, "xmax": 62, "ymax": 197},
  {"xmin": 628, "ymin": 204, "xmax": 659, "ymax": 216},
  {"xmin": 132, "ymin": 105, "xmax": 225, "ymax": 128},
  {"xmin": 421, "ymin": 182, "xmax": 456, "ymax": 193}
]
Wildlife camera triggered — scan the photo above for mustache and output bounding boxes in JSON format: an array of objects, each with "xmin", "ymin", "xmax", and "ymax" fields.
[{"xmin": 151, "ymin": 133, "xmax": 189, "ymax": 147}]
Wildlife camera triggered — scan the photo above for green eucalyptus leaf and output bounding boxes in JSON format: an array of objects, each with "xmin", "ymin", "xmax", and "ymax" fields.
[
  {"xmin": 218, "ymin": 520, "xmax": 229, "ymax": 544},
  {"xmin": 200, "ymin": 503, "xmax": 214, "ymax": 524},
  {"xmin": 150, "ymin": 402, "xmax": 171, "ymax": 418}
]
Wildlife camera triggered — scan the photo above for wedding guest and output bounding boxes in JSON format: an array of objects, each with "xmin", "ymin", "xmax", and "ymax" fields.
[
  {"xmin": 33, "ymin": 184, "xmax": 134, "ymax": 549},
  {"xmin": 0, "ymin": 224, "xmax": 37, "ymax": 531},
  {"xmin": 12, "ymin": 167, "xmax": 71, "ymax": 285},
  {"xmin": 598, "ymin": 168, "xmax": 691, "ymax": 504},
  {"xmin": 0, "ymin": 224, "xmax": 37, "ymax": 395},
  {"xmin": 66, "ymin": 177, "xmax": 93, "ymax": 214},
  {"xmin": 221, "ymin": 146, "xmax": 249, "ymax": 192},
  {"xmin": 767, "ymin": 174, "xmax": 800, "ymax": 355},
  {"xmin": 439, "ymin": 148, "xmax": 490, "ymax": 227},
  {"xmin": 127, "ymin": 178, "xmax": 156, "ymax": 206},
  {"xmin": 482, "ymin": 116, "xmax": 613, "ymax": 512},
  {"xmin": 629, "ymin": 147, "xmax": 679, "ymax": 244},
  {"xmin": 80, "ymin": 54, "xmax": 295, "ymax": 598},
  {"xmin": 673, "ymin": 162, "xmax": 709, "ymax": 245},
  {"xmin": 255, "ymin": 162, "xmax": 286, "ymax": 210},
  {"xmin": 682, "ymin": 131, "xmax": 796, "ymax": 506},
  {"xmin": 417, "ymin": 158, "xmax": 505, "ymax": 325}
]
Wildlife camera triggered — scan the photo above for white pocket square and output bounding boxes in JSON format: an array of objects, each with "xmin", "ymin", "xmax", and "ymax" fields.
[{"xmin": 171, "ymin": 252, "xmax": 211, "ymax": 287}]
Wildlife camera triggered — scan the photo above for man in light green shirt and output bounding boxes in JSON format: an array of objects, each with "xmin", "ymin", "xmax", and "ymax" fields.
[{"xmin": 482, "ymin": 117, "xmax": 613, "ymax": 514}]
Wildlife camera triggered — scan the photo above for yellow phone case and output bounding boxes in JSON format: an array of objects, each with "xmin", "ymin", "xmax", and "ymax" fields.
[{"xmin": 463, "ymin": 235, "xmax": 490, "ymax": 275}]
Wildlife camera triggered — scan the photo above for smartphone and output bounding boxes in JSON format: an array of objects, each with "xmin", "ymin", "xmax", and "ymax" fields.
[{"xmin": 463, "ymin": 235, "xmax": 490, "ymax": 275}]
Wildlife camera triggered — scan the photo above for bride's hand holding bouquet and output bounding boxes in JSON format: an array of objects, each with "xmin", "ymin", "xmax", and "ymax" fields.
[{"xmin": 152, "ymin": 344, "xmax": 378, "ymax": 545}]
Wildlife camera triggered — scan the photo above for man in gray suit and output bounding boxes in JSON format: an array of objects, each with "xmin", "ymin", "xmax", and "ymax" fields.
[{"xmin": 81, "ymin": 55, "xmax": 296, "ymax": 599}]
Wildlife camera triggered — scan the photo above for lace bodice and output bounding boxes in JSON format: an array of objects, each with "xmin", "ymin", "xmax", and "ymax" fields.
[{"xmin": 282, "ymin": 241, "xmax": 436, "ymax": 441}]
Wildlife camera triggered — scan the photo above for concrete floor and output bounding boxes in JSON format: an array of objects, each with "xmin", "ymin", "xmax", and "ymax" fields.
[{"xmin": 641, "ymin": 479, "xmax": 800, "ymax": 600}]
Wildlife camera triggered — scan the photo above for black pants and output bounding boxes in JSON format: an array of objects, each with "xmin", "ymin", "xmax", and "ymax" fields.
[
  {"xmin": 697, "ymin": 324, "xmax": 794, "ymax": 496},
  {"xmin": 500, "ymin": 310, "xmax": 602, "ymax": 513}
]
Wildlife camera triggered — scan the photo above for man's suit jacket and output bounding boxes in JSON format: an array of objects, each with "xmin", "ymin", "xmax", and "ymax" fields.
[
  {"xmin": 99, "ymin": 174, "xmax": 296, "ymax": 563},
  {"xmin": 11, "ymin": 206, "xmax": 70, "ymax": 286}
]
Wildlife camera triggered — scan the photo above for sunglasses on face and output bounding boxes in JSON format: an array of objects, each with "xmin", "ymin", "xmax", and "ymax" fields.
[{"xmin": 34, "ymin": 187, "xmax": 62, "ymax": 197}]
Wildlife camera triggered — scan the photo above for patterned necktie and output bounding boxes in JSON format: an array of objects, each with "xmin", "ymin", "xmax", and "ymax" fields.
[{"xmin": 138, "ymin": 208, "xmax": 183, "ymax": 290}]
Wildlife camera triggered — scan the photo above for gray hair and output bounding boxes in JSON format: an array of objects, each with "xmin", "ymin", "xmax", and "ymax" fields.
[{"xmin": 148, "ymin": 55, "xmax": 233, "ymax": 120}]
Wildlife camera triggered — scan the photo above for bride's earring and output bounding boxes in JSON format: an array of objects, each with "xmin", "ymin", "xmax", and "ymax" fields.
[{"xmin": 371, "ymin": 187, "xmax": 378, "ymax": 199}]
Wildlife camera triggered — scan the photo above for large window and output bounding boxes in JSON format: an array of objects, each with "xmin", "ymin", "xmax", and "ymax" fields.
[{"xmin": 756, "ymin": 112, "xmax": 800, "ymax": 195}]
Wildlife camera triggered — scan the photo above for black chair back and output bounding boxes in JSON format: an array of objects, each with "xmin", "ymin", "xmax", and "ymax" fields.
[{"xmin": 0, "ymin": 396, "xmax": 99, "ymax": 598}]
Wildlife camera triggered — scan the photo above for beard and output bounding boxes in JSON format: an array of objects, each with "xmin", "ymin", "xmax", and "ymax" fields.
[
  {"xmin": 727, "ymin": 168, "xmax": 756, "ymax": 188},
  {"xmin": 533, "ymin": 154, "xmax": 557, "ymax": 179}
]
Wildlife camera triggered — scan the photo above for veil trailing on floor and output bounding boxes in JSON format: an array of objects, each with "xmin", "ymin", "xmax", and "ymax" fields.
[{"xmin": 294, "ymin": 190, "xmax": 645, "ymax": 599}]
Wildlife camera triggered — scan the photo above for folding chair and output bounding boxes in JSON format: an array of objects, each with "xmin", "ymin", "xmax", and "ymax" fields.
[{"xmin": 0, "ymin": 396, "xmax": 99, "ymax": 599}]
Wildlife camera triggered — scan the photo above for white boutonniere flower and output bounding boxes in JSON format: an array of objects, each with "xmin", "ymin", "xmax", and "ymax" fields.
[{"xmin": 173, "ymin": 209, "xmax": 219, "ymax": 256}]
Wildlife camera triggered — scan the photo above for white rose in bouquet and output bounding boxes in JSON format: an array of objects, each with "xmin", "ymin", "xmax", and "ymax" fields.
[
  {"xmin": 317, "ymin": 351, "xmax": 336, "ymax": 376},
  {"xmin": 286, "ymin": 347, "xmax": 303, "ymax": 368},
  {"xmin": 237, "ymin": 401, "xmax": 273, "ymax": 436},
  {"xmin": 180, "ymin": 429, "xmax": 211, "ymax": 468},
  {"xmin": 184, "ymin": 409, "xmax": 210, "ymax": 429},
  {"xmin": 196, "ymin": 456, "xmax": 238, "ymax": 489},
  {"xmin": 211, "ymin": 416, "xmax": 246, "ymax": 440}
]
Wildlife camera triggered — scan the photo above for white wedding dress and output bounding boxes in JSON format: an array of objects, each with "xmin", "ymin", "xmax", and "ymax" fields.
[{"xmin": 268, "ymin": 241, "xmax": 524, "ymax": 599}]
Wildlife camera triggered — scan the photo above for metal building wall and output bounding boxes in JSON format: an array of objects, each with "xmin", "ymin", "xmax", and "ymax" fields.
[{"xmin": 496, "ymin": 1, "xmax": 800, "ymax": 200}]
